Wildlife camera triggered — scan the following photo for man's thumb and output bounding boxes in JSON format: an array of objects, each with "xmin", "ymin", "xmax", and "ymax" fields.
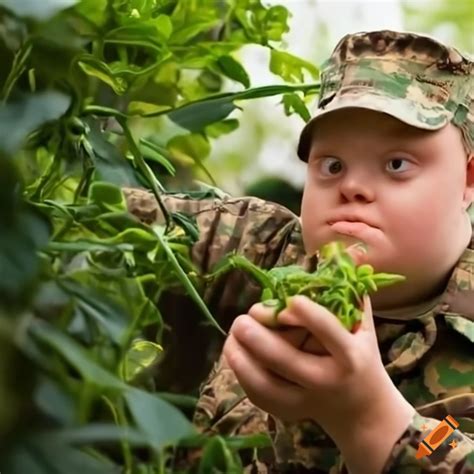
[{"xmin": 346, "ymin": 242, "xmax": 369, "ymax": 266}]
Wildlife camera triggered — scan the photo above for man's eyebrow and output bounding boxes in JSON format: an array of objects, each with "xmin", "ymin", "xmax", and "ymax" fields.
[{"xmin": 307, "ymin": 144, "xmax": 340, "ymax": 159}]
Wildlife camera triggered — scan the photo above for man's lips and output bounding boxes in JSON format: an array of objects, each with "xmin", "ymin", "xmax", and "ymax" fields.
[
  {"xmin": 329, "ymin": 221, "xmax": 380, "ymax": 240},
  {"xmin": 327, "ymin": 217, "xmax": 379, "ymax": 229}
]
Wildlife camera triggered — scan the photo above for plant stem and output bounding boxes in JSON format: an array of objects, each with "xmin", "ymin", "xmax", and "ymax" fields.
[
  {"xmin": 117, "ymin": 117, "xmax": 171, "ymax": 230},
  {"xmin": 152, "ymin": 226, "xmax": 226, "ymax": 336}
]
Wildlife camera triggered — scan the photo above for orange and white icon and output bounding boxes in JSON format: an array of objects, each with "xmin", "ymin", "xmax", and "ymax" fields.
[{"xmin": 416, "ymin": 415, "xmax": 459, "ymax": 459}]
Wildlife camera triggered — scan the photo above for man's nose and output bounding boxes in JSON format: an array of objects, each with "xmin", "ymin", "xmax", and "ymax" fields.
[{"xmin": 338, "ymin": 172, "xmax": 375, "ymax": 203}]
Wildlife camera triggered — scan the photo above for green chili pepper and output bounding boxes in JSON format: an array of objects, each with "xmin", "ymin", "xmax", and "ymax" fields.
[{"xmin": 206, "ymin": 241, "xmax": 405, "ymax": 332}]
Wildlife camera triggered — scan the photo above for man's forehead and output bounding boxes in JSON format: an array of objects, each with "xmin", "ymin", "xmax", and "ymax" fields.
[
  {"xmin": 297, "ymin": 30, "xmax": 473, "ymax": 162},
  {"xmin": 309, "ymin": 108, "xmax": 429, "ymax": 139},
  {"xmin": 307, "ymin": 112, "xmax": 467, "ymax": 161}
]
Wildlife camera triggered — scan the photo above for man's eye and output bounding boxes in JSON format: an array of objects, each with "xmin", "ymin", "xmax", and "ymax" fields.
[
  {"xmin": 320, "ymin": 157, "xmax": 343, "ymax": 176},
  {"xmin": 386, "ymin": 158, "xmax": 412, "ymax": 173}
]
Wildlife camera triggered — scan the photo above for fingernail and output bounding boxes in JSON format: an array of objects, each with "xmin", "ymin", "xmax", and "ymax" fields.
[
  {"xmin": 348, "ymin": 242, "xmax": 368, "ymax": 254},
  {"xmin": 262, "ymin": 299, "xmax": 279, "ymax": 307}
]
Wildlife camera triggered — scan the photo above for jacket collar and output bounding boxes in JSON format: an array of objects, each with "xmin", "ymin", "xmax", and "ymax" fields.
[{"xmin": 435, "ymin": 223, "xmax": 474, "ymax": 324}]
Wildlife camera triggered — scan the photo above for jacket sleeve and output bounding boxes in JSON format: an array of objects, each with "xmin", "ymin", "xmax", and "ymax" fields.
[
  {"xmin": 382, "ymin": 410, "xmax": 474, "ymax": 473},
  {"xmin": 381, "ymin": 315, "xmax": 474, "ymax": 473},
  {"xmin": 192, "ymin": 357, "xmax": 279, "ymax": 472},
  {"xmin": 123, "ymin": 186, "xmax": 313, "ymax": 275},
  {"xmin": 123, "ymin": 186, "xmax": 315, "ymax": 394}
]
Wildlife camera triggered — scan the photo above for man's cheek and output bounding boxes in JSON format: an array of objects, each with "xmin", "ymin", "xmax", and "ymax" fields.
[{"xmin": 301, "ymin": 224, "xmax": 326, "ymax": 255}]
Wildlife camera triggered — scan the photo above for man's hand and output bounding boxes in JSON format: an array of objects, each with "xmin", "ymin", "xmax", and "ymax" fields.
[{"xmin": 223, "ymin": 293, "xmax": 415, "ymax": 474}]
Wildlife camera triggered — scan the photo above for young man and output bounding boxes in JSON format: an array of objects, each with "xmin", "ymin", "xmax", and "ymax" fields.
[{"xmin": 125, "ymin": 30, "xmax": 473, "ymax": 472}]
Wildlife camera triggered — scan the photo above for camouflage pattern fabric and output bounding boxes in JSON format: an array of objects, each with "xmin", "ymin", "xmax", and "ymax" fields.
[
  {"xmin": 297, "ymin": 30, "xmax": 474, "ymax": 161},
  {"xmin": 124, "ymin": 187, "xmax": 316, "ymax": 394},
  {"xmin": 124, "ymin": 187, "xmax": 474, "ymax": 473}
]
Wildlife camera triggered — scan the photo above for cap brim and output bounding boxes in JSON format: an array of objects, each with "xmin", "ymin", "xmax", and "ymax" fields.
[{"xmin": 297, "ymin": 91, "xmax": 453, "ymax": 161}]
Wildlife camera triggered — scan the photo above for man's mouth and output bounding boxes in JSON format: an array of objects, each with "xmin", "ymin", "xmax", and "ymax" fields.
[
  {"xmin": 329, "ymin": 221, "xmax": 380, "ymax": 239},
  {"xmin": 327, "ymin": 218, "xmax": 378, "ymax": 229}
]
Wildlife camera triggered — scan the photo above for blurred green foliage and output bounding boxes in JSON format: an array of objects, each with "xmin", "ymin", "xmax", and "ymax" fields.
[
  {"xmin": 245, "ymin": 176, "xmax": 303, "ymax": 215},
  {"xmin": 403, "ymin": 0, "xmax": 474, "ymax": 53},
  {"xmin": 0, "ymin": 0, "xmax": 319, "ymax": 472}
]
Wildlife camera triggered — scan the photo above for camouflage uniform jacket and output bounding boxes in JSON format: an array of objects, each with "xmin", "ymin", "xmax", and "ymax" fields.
[{"xmin": 125, "ymin": 188, "xmax": 474, "ymax": 473}]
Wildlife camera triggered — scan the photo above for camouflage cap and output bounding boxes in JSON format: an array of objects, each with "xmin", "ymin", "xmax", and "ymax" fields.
[{"xmin": 297, "ymin": 30, "xmax": 474, "ymax": 161}]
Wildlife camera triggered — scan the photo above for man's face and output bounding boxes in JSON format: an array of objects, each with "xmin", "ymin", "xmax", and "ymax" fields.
[{"xmin": 301, "ymin": 108, "xmax": 473, "ymax": 278}]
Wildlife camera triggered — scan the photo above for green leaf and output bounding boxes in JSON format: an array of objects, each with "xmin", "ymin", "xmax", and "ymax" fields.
[
  {"xmin": 60, "ymin": 278, "xmax": 129, "ymax": 346},
  {"xmin": 205, "ymin": 119, "xmax": 240, "ymax": 138},
  {"xmin": 198, "ymin": 436, "xmax": 242, "ymax": 474},
  {"xmin": 232, "ymin": 3, "xmax": 289, "ymax": 44},
  {"xmin": 171, "ymin": 212, "xmax": 199, "ymax": 243},
  {"xmin": 195, "ymin": 69, "xmax": 222, "ymax": 93},
  {"xmin": 1, "ymin": 42, "xmax": 33, "ymax": 103},
  {"xmin": 221, "ymin": 433, "xmax": 272, "ymax": 451},
  {"xmin": 139, "ymin": 138, "xmax": 176, "ymax": 176},
  {"xmin": 170, "ymin": 19, "xmax": 221, "ymax": 45},
  {"xmin": 83, "ymin": 118, "xmax": 140, "ymax": 186},
  {"xmin": 167, "ymin": 95, "xmax": 236, "ymax": 131},
  {"xmin": 154, "ymin": 14, "xmax": 173, "ymax": 40},
  {"xmin": 79, "ymin": 54, "xmax": 164, "ymax": 95},
  {"xmin": 74, "ymin": 0, "xmax": 108, "ymax": 26},
  {"xmin": 0, "ymin": 438, "xmax": 118, "ymax": 474},
  {"xmin": 124, "ymin": 388, "xmax": 194, "ymax": 448},
  {"xmin": 282, "ymin": 93, "xmax": 311, "ymax": 122},
  {"xmin": 76, "ymin": 221, "xmax": 156, "ymax": 248},
  {"xmin": 0, "ymin": 206, "xmax": 51, "ymax": 305},
  {"xmin": 77, "ymin": 56, "xmax": 128, "ymax": 95},
  {"xmin": 42, "ymin": 424, "xmax": 150, "ymax": 445},
  {"xmin": 179, "ymin": 433, "xmax": 271, "ymax": 450},
  {"xmin": 264, "ymin": 5, "xmax": 291, "ymax": 41},
  {"xmin": 217, "ymin": 55, "xmax": 250, "ymax": 88},
  {"xmin": 27, "ymin": 321, "xmax": 187, "ymax": 448},
  {"xmin": 128, "ymin": 101, "xmax": 171, "ymax": 115},
  {"xmin": 167, "ymin": 133, "xmax": 214, "ymax": 183},
  {"xmin": 155, "ymin": 392, "xmax": 198, "ymax": 410},
  {"xmin": 121, "ymin": 339, "xmax": 163, "ymax": 382},
  {"xmin": 34, "ymin": 377, "xmax": 75, "ymax": 425},
  {"xmin": 87, "ymin": 181, "xmax": 127, "ymax": 212},
  {"xmin": 56, "ymin": 269, "xmax": 163, "ymax": 345},
  {"xmin": 0, "ymin": 92, "xmax": 70, "ymax": 155},
  {"xmin": 0, "ymin": 0, "xmax": 78, "ymax": 20},
  {"xmin": 29, "ymin": 319, "xmax": 125, "ymax": 390},
  {"xmin": 105, "ymin": 24, "xmax": 169, "ymax": 52},
  {"xmin": 164, "ymin": 83, "xmax": 320, "ymax": 132},
  {"xmin": 270, "ymin": 50, "xmax": 319, "ymax": 83},
  {"xmin": 168, "ymin": 133, "xmax": 210, "ymax": 163}
]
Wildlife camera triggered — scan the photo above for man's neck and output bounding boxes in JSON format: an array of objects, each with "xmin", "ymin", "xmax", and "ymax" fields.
[{"xmin": 370, "ymin": 273, "xmax": 449, "ymax": 312}]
